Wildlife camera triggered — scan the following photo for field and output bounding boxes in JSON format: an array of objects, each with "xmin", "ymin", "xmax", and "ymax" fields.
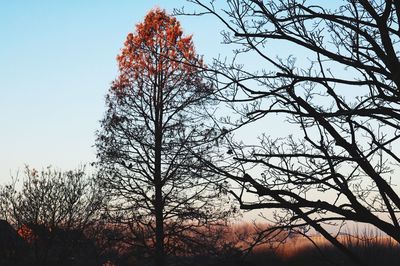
[{"xmin": 244, "ymin": 231, "xmax": 400, "ymax": 266}]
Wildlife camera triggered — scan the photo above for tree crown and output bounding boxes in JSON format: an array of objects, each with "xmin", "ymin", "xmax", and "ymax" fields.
[{"xmin": 114, "ymin": 8, "xmax": 202, "ymax": 96}]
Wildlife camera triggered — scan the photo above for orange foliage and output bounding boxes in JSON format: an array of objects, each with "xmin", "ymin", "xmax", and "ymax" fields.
[
  {"xmin": 18, "ymin": 224, "xmax": 38, "ymax": 244},
  {"xmin": 114, "ymin": 8, "xmax": 202, "ymax": 95}
]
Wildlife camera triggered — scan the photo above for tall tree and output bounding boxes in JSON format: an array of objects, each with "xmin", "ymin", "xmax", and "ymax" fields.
[
  {"xmin": 96, "ymin": 9, "xmax": 230, "ymax": 266},
  {"xmin": 186, "ymin": 0, "xmax": 400, "ymax": 265}
]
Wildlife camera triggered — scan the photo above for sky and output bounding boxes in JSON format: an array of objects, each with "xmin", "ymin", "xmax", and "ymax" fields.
[
  {"xmin": 0, "ymin": 0, "xmax": 351, "ymax": 217},
  {"xmin": 0, "ymin": 0, "xmax": 382, "ymax": 226},
  {"xmin": 0, "ymin": 0, "xmax": 228, "ymax": 182},
  {"xmin": 0, "ymin": 1, "xmax": 346, "ymax": 182}
]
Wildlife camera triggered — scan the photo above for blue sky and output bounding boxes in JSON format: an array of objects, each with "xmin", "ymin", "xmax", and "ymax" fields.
[
  {"xmin": 0, "ymin": 1, "xmax": 345, "ymax": 182},
  {"xmin": 0, "ymin": 0, "xmax": 228, "ymax": 181},
  {"xmin": 0, "ymin": 0, "xmax": 366, "ymax": 224}
]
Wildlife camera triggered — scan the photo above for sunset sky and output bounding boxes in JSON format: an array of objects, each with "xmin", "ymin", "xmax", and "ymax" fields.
[{"xmin": 0, "ymin": 1, "xmax": 228, "ymax": 182}]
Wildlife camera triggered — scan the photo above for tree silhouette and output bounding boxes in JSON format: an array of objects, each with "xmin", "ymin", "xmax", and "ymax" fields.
[
  {"xmin": 0, "ymin": 165, "xmax": 104, "ymax": 265},
  {"xmin": 186, "ymin": 1, "xmax": 400, "ymax": 265},
  {"xmin": 96, "ymin": 8, "xmax": 231, "ymax": 266}
]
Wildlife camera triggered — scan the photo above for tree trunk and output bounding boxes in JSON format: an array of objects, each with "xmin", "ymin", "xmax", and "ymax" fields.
[
  {"xmin": 154, "ymin": 75, "xmax": 165, "ymax": 266},
  {"xmin": 154, "ymin": 183, "xmax": 165, "ymax": 266},
  {"xmin": 154, "ymin": 130, "xmax": 164, "ymax": 265}
]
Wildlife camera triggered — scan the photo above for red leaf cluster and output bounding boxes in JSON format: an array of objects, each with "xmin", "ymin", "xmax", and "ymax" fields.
[{"xmin": 113, "ymin": 8, "xmax": 203, "ymax": 96}]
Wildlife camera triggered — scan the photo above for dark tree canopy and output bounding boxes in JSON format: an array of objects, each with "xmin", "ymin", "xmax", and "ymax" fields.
[
  {"xmin": 0, "ymin": 166, "xmax": 103, "ymax": 230},
  {"xmin": 96, "ymin": 8, "xmax": 232, "ymax": 266},
  {"xmin": 185, "ymin": 1, "xmax": 400, "ymax": 265},
  {"xmin": 0, "ymin": 166, "xmax": 104, "ymax": 265}
]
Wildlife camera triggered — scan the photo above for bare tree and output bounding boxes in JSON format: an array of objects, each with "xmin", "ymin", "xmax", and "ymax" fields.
[
  {"xmin": 95, "ymin": 8, "xmax": 232, "ymax": 266},
  {"xmin": 184, "ymin": 0, "xmax": 400, "ymax": 265},
  {"xmin": 0, "ymin": 165, "xmax": 105, "ymax": 265}
]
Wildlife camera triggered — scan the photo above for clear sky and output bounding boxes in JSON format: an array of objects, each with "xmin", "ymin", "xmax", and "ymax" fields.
[
  {"xmin": 0, "ymin": 0, "xmax": 371, "ymax": 225},
  {"xmin": 0, "ymin": 0, "xmax": 226, "ymax": 182},
  {"xmin": 0, "ymin": 1, "xmax": 344, "ymax": 183}
]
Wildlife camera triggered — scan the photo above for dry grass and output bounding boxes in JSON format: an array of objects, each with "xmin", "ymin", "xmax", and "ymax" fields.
[
  {"xmin": 94, "ymin": 222, "xmax": 400, "ymax": 265},
  {"xmin": 246, "ymin": 230, "xmax": 400, "ymax": 266}
]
